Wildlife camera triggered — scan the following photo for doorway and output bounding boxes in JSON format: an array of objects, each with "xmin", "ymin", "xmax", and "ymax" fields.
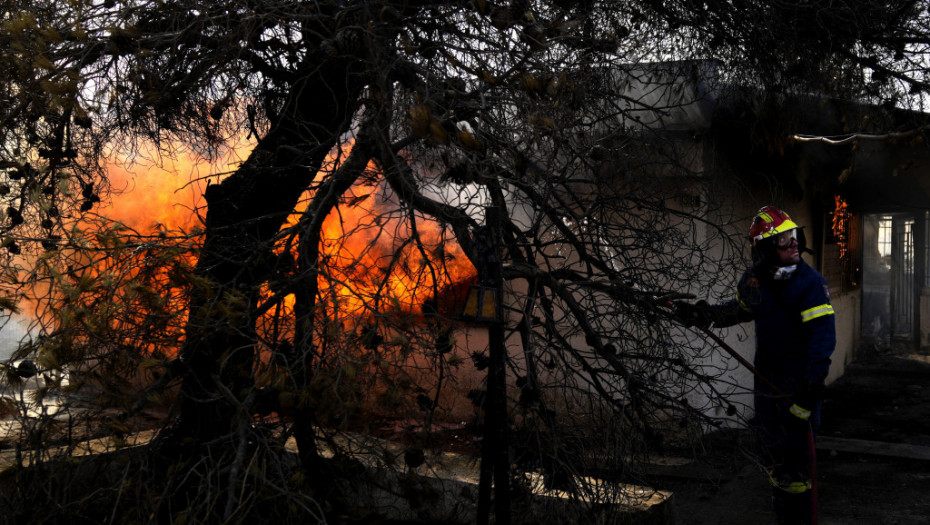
[{"xmin": 861, "ymin": 213, "xmax": 924, "ymax": 346}]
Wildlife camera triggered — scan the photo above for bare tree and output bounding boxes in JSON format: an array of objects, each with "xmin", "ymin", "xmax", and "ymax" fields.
[{"xmin": 0, "ymin": 0, "xmax": 929, "ymax": 523}]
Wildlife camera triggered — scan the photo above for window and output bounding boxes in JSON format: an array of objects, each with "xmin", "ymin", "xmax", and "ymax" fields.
[{"xmin": 877, "ymin": 215, "xmax": 892, "ymax": 258}]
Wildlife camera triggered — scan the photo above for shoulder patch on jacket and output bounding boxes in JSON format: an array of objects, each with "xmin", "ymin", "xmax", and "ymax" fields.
[{"xmin": 823, "ymin": 284, "xmax": 831, "ymax": 302}]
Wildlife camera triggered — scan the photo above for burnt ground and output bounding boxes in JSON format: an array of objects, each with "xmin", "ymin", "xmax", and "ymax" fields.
[
  {"xmin": 657, "ymin": 344, "xmax": 930, "ymax": 524},
  {"xmin": 6, "ymin": 344, "xmax": 930, "ymax": 524}
]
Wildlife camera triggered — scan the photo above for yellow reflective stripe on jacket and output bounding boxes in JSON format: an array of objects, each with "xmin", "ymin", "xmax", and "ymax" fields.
[
  {"xmin": 736, "ymin": 294, "xmax": 752, "ymax": 312},
  {"xmin": 789, "ymin": 403, "xmax": 811, "ymax": 420},
  {"xmin": 800, "ymin": 304, "xmax": 834, "ymax": 323}
]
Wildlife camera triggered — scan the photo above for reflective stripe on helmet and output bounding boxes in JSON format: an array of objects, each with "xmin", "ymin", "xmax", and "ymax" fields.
[
  {"xmin": 752, "ymin": 219, "xmax": 799, "ymax": 241},
  {"xmin": 800, "ymin": 304, "xmax": 834, "ymax": 322},
  {"xmin": 749, "ymin": 206, "xmax": 800, "ymax": 242}
]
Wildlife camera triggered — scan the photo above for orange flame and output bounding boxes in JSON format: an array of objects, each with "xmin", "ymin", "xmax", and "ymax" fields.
[
  {"xmin": 832, "ymin": 194, "xmax": 850, "ymax": 260},
  {"xmin": 100, "ymin": 139, "xmax": 476, "ymax": 335},
  {"xmin": 274, "ymin": 141, "xmax": 476, "ymax": 326},
  {"xmin": 102, "ymin": 141, "xmax": 251, "ymax": 231}
]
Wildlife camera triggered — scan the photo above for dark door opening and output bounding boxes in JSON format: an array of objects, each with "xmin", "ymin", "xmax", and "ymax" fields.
[{"xmin": 861, "ymin": 213, "xmax": 923, "ymax": 347}]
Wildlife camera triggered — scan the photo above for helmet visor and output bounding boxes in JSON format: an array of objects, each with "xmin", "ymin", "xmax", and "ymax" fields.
[{"xmin": 774, "ymin": 229, "xmax": 797, "ymax": 249}]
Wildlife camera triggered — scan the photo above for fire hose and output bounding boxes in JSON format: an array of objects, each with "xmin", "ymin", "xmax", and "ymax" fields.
[{"xmin": 657, "ymin": 295, "xmax": 819, "ymax": 525}]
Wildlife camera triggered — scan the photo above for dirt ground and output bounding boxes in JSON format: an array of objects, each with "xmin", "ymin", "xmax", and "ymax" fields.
[
  {"xmin": 660, "ymin": 344, "xmax": 930, "ymax": 524},
  {"xmin": 5, "ymin": 343, "xmax": 930, "ymax": 524}
]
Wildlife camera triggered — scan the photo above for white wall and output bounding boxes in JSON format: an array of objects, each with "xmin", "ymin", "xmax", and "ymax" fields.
[
  {"xmin": 0, "ymin": 318, "xmax": 28, "ymax": 362},
  {"xmin": 826, "ymin": 290, "xmax": 859, "ymax": 384}
]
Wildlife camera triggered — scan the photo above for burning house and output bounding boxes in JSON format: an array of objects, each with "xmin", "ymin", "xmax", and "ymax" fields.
[
  {"xmin": 1, "ymin": 56, "xmax": 926, "ymax": 525},
  {"xmin": 317, "ymin": 59, "xmax": 930, "ymax": 455}
]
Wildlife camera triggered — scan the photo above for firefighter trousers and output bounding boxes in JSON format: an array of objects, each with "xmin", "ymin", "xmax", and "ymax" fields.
[{"xmin": 754, "ymin": 393, "xmax": 821, "ymax": 525}]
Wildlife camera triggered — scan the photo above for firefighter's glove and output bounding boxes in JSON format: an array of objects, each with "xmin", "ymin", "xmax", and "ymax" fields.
[
  {"xmin": 672, "ymin": 300, "xmax": 714, "ymax": 328},
  {"xmin": 789, "ymin": 382, "xmax": 824, "ymax": 421}
]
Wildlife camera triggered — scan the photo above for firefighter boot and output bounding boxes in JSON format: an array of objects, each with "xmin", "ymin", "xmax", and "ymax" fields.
[{"xmin": 772, "ymin": 486, "xmax": 813, "ymax": 525}]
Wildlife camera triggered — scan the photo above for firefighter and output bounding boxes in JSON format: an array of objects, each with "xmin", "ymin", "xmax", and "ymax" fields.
[{"xmin": 676, "ymin": 206, "xmax": 836, "ymax": 525}]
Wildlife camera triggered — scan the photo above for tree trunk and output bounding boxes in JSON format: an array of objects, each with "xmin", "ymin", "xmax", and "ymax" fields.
[{"xmin": 170, "ymin": 59, "xmax": 366, "ymax": 450}]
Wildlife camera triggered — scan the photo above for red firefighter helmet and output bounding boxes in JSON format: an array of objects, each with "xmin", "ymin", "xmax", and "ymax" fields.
[{"xmin": 749, "ymin": 206, "xmax": 799, "ymax": 246}]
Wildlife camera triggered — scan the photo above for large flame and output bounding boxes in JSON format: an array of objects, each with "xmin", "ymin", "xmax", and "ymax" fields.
[
  {"xmin": 15, "ymin": 138, "xmax": 479, "ymax": 423},
  {"xmin": 103, "ymin": 141, "xmax": 251, "ymax": 232},
  {"xmin": 317, "ymin": 183, "xmax": 475, "ymax": 321},
  {"xmin": 100, "ymin": 139, "xmax": 475, "ymax": 337},
  {"xmin": 268, "ymin": 142, "xmax": 477, "ymax": 331}
]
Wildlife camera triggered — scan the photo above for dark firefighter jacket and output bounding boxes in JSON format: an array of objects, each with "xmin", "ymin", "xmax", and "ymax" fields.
[{"xmin": 715, "ymin": 259, "xmax": 837, "ymax": 391}]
